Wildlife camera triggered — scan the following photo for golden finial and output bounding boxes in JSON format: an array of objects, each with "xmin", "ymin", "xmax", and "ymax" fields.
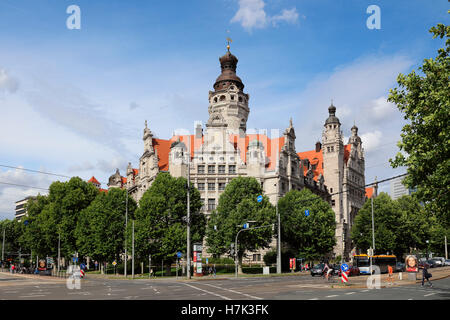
[{"xmin": 226, "ymin": 37, "xmax": 232, "ymax": 51}]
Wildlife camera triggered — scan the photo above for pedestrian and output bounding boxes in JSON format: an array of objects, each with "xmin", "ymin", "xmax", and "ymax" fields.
[
  {"xmin": 213, "ymin": 265, "xmax": 216, "ymax": 278},
  {"xmin": 421, "ymin": 264, "xmax": 432, "ymax": 287},
  {"xmin": 150, "ymin": 268, "xmax": 154, "ymax": 278},
  {"xmin": 387, "ymin": 264, "xmax": 394, "ymax": 285},
  {"xmin": 208, "ymin": 266, "xmax": 212, "ymax": 277}
]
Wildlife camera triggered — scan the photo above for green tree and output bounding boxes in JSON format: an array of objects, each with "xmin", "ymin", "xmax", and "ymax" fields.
[
  {"xmin": 75, "ymin": 188, "xmax": 137, "ymax": 265},
  {"xmin": 133, "ymin": 173, "xmax": 206, "ymax": 269},
  {"xmin": 278, "ymin": 189, "xmax": 336, "ymax": 262},
  {"xmin": 20, "ymin": 178, "xmax": 98, "ymax": 260},
  {"xmin": 351, "ymin": 193, "xmax": 402, "ymax": 256},
  {"xmin": 0, "ymin": 219, "xmax": 25, "ymax": 261},
  {"xmin": 388, "ymin": 18, "xmax": 450, "ymax": 225},
  {"xmin": 395, "ymin": 195, "xmax": 432, "ymax": 255},
  {"xmin": 205, "ymin": 177, "xmax": 275, "ymax": 270}
]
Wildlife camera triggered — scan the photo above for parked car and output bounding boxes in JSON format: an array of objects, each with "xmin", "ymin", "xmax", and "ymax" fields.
[
  {"xmin": 433, "ymin": 257, "xmax": 445, "ymax": 267},
  {"xmin": 444, "ymin": 260, "xmax": 450, "ymax": 266},
  {"xmin": 395, "ymin": 262, "xmax": 405, "ymax": 272},
  {"xmin": 426, "ymin": 259, "xmax": 438, "ymax": 268},
  {"xmin": 338, "ymin": 265, "xmax": 360, "ymax": 277},
  {"xmin": 332, "ymin": 264, "xmax": 341, "ymax": 276},
  {"xmin": 310, "ymin": 264, "xmax": 325, "ymax": 277}
]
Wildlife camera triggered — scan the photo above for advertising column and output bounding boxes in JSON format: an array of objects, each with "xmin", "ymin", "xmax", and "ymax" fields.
[{"xmin": 193, "ymin": 243, "xmax": 203, "ymax": 277}]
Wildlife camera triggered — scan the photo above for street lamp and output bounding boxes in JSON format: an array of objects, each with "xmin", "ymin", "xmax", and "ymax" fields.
[
  {"xmin": 234, "ymin": 223, "xmax": 274, "ymax": 278},
  {"xmin": 275, "ymin": 181, "xmax": 281, "ymax": 275},
  {"xmin": 123, "ymin": 190, "xmax": 130, "ymax": 277}
]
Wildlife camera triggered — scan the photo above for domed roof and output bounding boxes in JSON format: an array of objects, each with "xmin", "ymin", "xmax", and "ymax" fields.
[
  {"xmin": 213, "ymin": 50, "xmax": 244, "ymax": 91},
  {"xmin": 325, "ymin": 103, "xmax": 340, "ymax": 125}
]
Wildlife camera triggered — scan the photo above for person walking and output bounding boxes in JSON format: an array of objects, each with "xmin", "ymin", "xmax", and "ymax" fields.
[
  {"xmin": 421, "ymin": 264, "xmax": 432, "ymax": 287},
  {"xmin": 387, "ymin": 264, "xmax": 394, "ymax": 285}
]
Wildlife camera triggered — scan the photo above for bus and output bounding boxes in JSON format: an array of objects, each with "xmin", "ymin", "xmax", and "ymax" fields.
[{"xmin": 353, "ymin": 254, "xmax": 396, "ymax": 274}]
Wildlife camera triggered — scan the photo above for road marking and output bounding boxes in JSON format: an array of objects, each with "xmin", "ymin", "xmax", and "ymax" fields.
[
  {"xmin": 183, "ymin": 283, "xmax": 231, "ymax": 300},
  {"xmin": 308, "ymin": 297, "xmax": 318, "ymax": 300},
  {"xmin": 19, "ymin": 295, "xmax": 47, "ymax": 298},
  {"xmin": 345, "ymin": 292, "xmax": 356, "ymax": 295},
  {"xmin": 201, "ymin": 283, "xmax": 263, "ymax": 300},
  {"xmin": 361, "ymin": 290, "xmax": 369, "ymax": 292},
  {"xmin": 424, "ymin": 293, "xmax": 436, "ymax": 297},
  {"xmin": 326, "ymin": 295, "xmax": 339, "ymax": 298}
]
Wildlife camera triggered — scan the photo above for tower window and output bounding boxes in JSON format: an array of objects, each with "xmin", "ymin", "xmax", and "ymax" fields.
[
  {"xmin": 231, "ymin": 95, "xmax": 235, "ymax": 100},
  {"xmin": 214, "ymin": 97, "xmax": 217, "ymax": 103},
  {"xmin": 208, "ymin": 183, "xmax": 215, "ymax": 190},
  {"xmin": 229, "ymin": 165, "xmax": 236, "ymax": 174},
  {"xmin": 218, "ymin": 165, "xmax": 225, "ymax": 174},
  {"xmin": 331, "ymin": 200, "xmax": 336, "ymax": 206},
  {"xmin": 198, "ymin": 183, "xmax": 205, "ymax": 191},
  {"xmin": 208, "ymin": 165, "xmax": 215, "ymax": 174},
  {"xmin": 220, "ymin": 95, "xmax": 226, "ymax": 101},
  {"xmin": 239, "ymin": 97, "xmax": 243, "ymax": 102},
  {"xmin": 198, "ymin": 165, "xmax": 205, "ymax": 174}
]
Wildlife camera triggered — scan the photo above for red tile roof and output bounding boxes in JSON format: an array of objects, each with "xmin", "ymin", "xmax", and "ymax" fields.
[
  {"xmin": 297, "ymin": 144, "xmax": 352, "ymax": 181},
  {"xmin": 297, "ymin": 149, "xmax": 323, "ymax": 181},
  {"xmin": 99, "ymin": 188, "xmax": 108, "ymax": 193},
  {"xmin": 88, "ymin": 176, "xmax": 100, "ymax": 185},
  {"xmin": 121, "ymin": 177, "xmax": 127, "ymax": 184}
]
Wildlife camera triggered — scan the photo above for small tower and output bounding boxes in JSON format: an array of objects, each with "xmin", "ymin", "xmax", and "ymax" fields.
[
  {"xmin": 143, "ymin": 120, "xmax": 154, "ymax": 153},
  {"xmin": 322, "ymin": 102, "xmax": 345, "ymax": 257},
  {"xmin": 207, "ymin": 43, "xmax": 250, "ymax": 135}
]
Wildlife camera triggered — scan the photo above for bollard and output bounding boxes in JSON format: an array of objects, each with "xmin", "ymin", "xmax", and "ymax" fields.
[{"xmin": 399, "ymin": 272, "xmax": 402, "ymax": 280}]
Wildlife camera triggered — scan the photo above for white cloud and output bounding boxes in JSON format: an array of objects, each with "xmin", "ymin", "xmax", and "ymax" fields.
[
  {"xmin": 0, "ymin": 168, "xmax": 53, "ymax": 219},
  {"xmin": 370, "ymin": 96, "xmax": 397, "ymax": 122},
  {"xmin": 231, "ymin": 0, "xmax": 299, "ymax": 32},
  {"xmin": 270, "ymin": 8, "xmax": 299, "ymax": 27},
  {"xmin": 0, "ymin": 67, "xmax": 19, "ymax": 94},
  {"xmin": 360, "ymin": 130, "xmax": 382, "ymax": 152}
]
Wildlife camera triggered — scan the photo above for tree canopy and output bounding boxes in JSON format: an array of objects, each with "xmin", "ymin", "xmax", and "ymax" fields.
[
  {"xmin": 133, "ymin": 172, "xmax": 206, "ymax": 264},
  {"xmin": 205, "ymin": 177, "xmax": 275, "ymax": 265},
  {"xmin": 388, "ymin": 18, "xmax": 450, "ymax": 225},
  {"xmin": 278, "ymin": 188, "xmax": 336, "ymax": 261}
]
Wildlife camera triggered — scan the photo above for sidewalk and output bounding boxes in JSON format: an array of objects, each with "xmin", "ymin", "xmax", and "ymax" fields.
[{"xmin": 328, "ymin": 266, "xmax": 450, "ymax": 289}]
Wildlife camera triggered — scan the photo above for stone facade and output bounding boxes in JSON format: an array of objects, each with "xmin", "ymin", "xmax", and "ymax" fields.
[{"xmin": 107, "ymin": 48, "xmax": 367, "ymax": 261}]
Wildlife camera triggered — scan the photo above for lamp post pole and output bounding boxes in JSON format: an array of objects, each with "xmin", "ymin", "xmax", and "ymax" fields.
[
  {"xmin": 132, "ymin": 220, "xmax": 135, "ymax": 279},
  {"xmin": 125, "ymin": 190, "xmax": 128, "ymax": 277},
  {"xmin": 235, "ymin": 224, "xmax": 274, "ymax": 278},
  {"xmin": 187, "ymin": 148, "xmax": 191, "ymax": 279},
  {"xmin": 276, "ymin": 181, "xmax": 281, "ymax": 275}
]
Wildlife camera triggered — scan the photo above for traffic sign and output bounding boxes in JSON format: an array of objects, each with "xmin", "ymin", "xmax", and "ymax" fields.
[
  {"xmin": 72, "ymin": 257, "xmax": 78, "ymax": 263},
  {"xmin": 305, "ymin": 209, "xmax": 310, "ymax": 217},
  {"xmin": 257, "ymin": 195, "xmax": 263, "ymax": 203},
  {"xmin": 341, "ymin": 271, "xmax": 348, "ymax": 283},
  {"xmin": 206, "ymin": 258, "xmax": 209, "ymax": 264},
  {"xmin": 177, "ymin": 252, "xmax": 182, "ymax": 258},
  {"xmin": 243, "ymin": 223, "xmax": 249, "ymax": 229},
  {"xmin": 112, "ymin": 261, "xmax": 117, "ymax": 266},
  {"xmin": 341, "ymin": 263, "xmax": 349, "ymax": 272},
  {"xmin": 24, "ymin": 220, "xmax": 29, "ymax": 226}
]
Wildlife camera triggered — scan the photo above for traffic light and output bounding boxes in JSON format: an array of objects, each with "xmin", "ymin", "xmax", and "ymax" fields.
[{"xmin": 230, "ymin": 243, "xmax": 235, "ymax": 257}]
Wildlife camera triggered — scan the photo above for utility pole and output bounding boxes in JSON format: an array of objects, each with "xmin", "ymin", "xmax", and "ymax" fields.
[
  {"xmin": 2, "ymin": 227, "xmax": 5, "ymax": 270},
  {"xmin": 186, "ymin": 146, "xmax": 191, "ymax": 280},
  {"xmin": 445, "ymin": 236, "xmax": 448, "ymax": 260},
  {"xmin": 149, "ymin": 254, "xmax": 151, "ymax": 278},
  {"xmin": 276, "ymin": 180, "xmax": 281, "ymax": 275},
  {"xmin": 132, "ymin": 220, "xmax": 135, "ymax": 279},
  {"xmin": 57, "ymin": 233, "xmax": 60, "ymax": 273},
  {"xmin": 125, "ymin": 190, "xmax": 128, "ymax": 277}
]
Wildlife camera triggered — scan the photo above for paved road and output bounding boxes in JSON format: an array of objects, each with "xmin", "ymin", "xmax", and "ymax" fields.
[{"xmin": 1, "ymin": 271, "xmax": 449, "ymax": 300}]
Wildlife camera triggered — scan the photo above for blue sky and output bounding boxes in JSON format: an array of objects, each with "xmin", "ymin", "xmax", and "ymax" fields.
[{"xmin": 0, "ymin": 0, "xmax": 448, "ymax": 218}]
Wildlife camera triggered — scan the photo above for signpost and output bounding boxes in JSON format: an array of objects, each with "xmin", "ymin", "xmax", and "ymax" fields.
[
  {"xmin": 305, "ymin": 209, "xmax": 310, "ymax": 217},
  {"xmin": 257, "ymin": 195, "xmax": 263, "ymax": 203},
  {"xmin": 341, "ymin": 264, "xmax": 349, "ymax": 283},
  {"xmin": 112, "ymin": 261, "xmax": 117, "ymax": 275}
]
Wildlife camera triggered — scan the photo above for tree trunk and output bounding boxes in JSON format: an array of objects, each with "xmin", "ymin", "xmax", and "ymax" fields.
[{"xmin": 238, "ymin": 255, "xmax": 243, "ymax": 274}]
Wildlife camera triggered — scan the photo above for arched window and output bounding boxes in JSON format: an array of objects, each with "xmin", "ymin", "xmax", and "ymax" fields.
[
  {"xmin": 214, "ymin": 97, "xmax": 217, "ymax": 103},
  {"xmin": 220, "ymin": 95, "xmax": 226, "ymax": 101},
  {"xmin": 238, "ymin": 96, "xmax": 243, "ymax": 102}
]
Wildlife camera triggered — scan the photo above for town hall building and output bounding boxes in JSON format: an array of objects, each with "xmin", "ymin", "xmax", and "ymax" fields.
[{"xmin": 106, "ymin": 46, "xmax": 368, "ymax": 260}]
